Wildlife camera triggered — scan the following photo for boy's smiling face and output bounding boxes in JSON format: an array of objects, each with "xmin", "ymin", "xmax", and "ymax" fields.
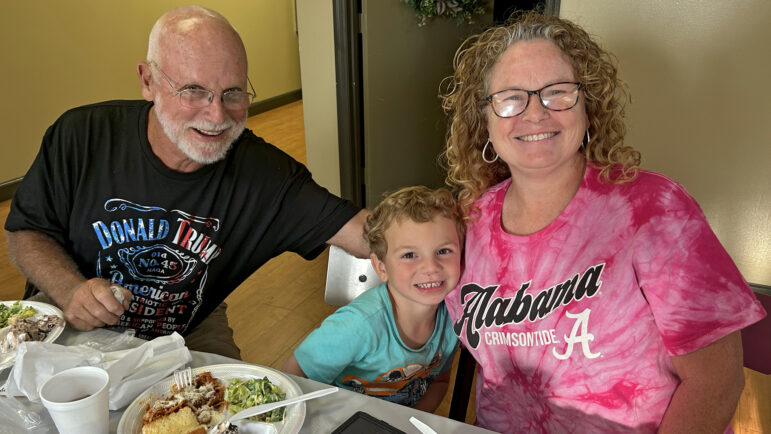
[{"xmin": 371, "ymin": 216, "xmax": 462, "ymax": 308}]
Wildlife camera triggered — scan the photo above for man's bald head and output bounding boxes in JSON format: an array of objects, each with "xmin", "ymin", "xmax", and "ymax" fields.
[{"xmin": 147, "ymin": 5, "xmax": 247, "ymax": 70}]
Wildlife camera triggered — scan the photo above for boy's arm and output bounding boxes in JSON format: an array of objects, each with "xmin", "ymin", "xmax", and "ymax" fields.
[
  {"xmin": 286, "ymin": 308, "xmax": 364, "ymax": 384},
  {"xmin": 281, "ymin": 354, "xmax": 307, "ymax": 378},
  {"xmin": 412, "ymin": 368, "xmax": 452, "ymax": 413}
]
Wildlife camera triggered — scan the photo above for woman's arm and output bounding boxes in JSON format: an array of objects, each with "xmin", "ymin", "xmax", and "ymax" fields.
[
  {"xmin": 412, "ymin": 368, "xmax": 452, "ymax": 413},
  {"xmin": 658, "ymin": 331, "xmax": 744, "ymax": 433}
]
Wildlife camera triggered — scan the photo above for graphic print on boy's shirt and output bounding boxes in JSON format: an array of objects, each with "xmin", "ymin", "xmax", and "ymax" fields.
[
  {"xmin": 340, "ymin": 352, "xmax": 443, "ymax": 406},
  {"xmin": 91, "ymin": 198, "xmax": 222, "ymax": 338},
  {"xmin": 453, "ymin": 262, "xmax": 605, "ymax": 360}
]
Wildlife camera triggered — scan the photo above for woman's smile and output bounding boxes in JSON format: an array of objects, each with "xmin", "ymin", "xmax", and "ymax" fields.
[{"xmin": 517, "ymin": 131, "xmax": 558, "ymax": 142}]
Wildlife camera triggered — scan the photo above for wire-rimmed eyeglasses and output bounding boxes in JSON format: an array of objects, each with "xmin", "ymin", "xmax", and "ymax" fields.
[
  {"xmin": 149, "ymin": 60, "xmax": 256, "ymax": 111},
  {"xmin": 485, "ymin": 82, "xmax": 582, "ymax": 118}
]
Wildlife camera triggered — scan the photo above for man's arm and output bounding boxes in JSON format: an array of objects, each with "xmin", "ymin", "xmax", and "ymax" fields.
[
  {"xmin": 6, "ymin": 229, "xmax": 131, "ymax": 330},
  {"xmin": 658, "ymin": 331, "xmax": 745, "ymax": 433},
  {"xmin": 326, "ymin": 209, "xmax": 370, "ymax": 259}
]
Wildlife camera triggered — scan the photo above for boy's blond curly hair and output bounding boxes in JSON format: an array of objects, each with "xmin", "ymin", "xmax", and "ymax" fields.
[{"xmin": 364, "ymin": 186, "xmax": 465, "ymax": 260}]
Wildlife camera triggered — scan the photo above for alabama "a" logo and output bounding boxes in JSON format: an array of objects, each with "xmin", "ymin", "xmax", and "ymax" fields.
[{"xmin": 552, "ymin": 308, "xmax": 601, "ymax": 360}]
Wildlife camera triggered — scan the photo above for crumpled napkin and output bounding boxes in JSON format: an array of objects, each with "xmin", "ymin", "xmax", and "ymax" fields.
[{"xmin": 1, "ymin": 332, "xmax": 191, "ymax": 410}]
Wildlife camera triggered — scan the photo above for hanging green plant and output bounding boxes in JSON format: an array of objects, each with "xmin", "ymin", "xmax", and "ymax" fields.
[{"xmin": 403, "ymin": 0, "xmax": 487, "ymax": 27}]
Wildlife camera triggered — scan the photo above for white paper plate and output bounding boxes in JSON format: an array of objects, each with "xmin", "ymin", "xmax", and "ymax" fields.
[
  {"xmin": 0, "ymin": 300, "xmax": 65, "ymax": 370},
  {"xmin": 118, "ymin": 363, "xmax": 306, "ymax": 434}
]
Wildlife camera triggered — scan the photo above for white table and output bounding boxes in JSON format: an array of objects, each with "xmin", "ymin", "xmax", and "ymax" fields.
[{"xmin": 2, "ymin": 327, "xmax": 496, "ymax": 434}]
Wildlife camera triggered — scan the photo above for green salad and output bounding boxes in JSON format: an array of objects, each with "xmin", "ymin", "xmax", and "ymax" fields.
[
  {"xmin": 225, "ymin": 377, "xmax": 286, "ymax": 422},
  {"xmin": 0, "ymin": 301, "xmax": 37, "ymax": 328}
]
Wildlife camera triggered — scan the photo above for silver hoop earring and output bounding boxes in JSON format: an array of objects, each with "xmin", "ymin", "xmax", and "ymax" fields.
[
  {"xmin": 482, "ymin": 139, "xmax": 499, "ymax": 163},
  {"xmin": 583, "ymin": 130, "xmax": 591, "ymax": 148}
]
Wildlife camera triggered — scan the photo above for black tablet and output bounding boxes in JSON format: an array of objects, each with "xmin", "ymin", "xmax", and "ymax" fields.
[{"xmin": 331, "ymin": 411, "xmax": 407, "ymax": 434}]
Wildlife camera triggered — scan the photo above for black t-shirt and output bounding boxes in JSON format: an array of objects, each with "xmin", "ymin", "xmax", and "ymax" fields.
[{"xmin": 5, "ymin": 100, "xmax": 359, "ymax": 339}]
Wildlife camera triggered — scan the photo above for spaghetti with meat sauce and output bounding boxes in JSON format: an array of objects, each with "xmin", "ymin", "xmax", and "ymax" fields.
[{"xmin": 143, "ymin": 371, "xmax": 228, "ymax": 427}]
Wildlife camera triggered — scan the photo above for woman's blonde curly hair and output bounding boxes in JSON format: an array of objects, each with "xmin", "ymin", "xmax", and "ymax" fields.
[{"xmin": 440, "ymin": 10, "xmax": 640, "ymax": 216}]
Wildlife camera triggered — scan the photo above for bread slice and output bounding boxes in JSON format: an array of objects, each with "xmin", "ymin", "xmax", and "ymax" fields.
[{"xmin": 141, "ymin": 407, "xmax": 205, "ymax": 434}]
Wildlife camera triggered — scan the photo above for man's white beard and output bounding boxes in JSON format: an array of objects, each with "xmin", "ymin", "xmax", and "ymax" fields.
[{"xmin": 154, "ymin": 98, "xmax": 246, "ymax": 165}]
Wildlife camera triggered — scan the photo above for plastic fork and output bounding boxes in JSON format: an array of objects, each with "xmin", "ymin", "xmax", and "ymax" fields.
[
  {"xmin": 173, "ymin": 367, "xmax": 193, "ymax": 391},
  {"xmin": 410, "ymin": 416, "xmax": 438, "ymax": 434}
]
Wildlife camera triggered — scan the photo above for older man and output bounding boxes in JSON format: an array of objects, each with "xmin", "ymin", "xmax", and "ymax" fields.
[{"xmin": 4, "ymin": 6, "xmax": 368, "ymax": 359}]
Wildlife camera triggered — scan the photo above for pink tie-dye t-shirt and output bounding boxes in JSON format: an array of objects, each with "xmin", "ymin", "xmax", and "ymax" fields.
[{"xmin": 445, "ymin": 166, "xmax": 766, "ymax": 433}]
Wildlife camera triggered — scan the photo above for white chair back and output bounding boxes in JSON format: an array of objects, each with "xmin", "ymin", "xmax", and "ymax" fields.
[{"xmin": 324, "ymin": 245, "xmax": 382, "ymax": 306}]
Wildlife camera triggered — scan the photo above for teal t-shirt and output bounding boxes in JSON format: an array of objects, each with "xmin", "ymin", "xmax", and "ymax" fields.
[{"xmin": 293, "ymin": 282, "xmax": 458, "ymax": 406}]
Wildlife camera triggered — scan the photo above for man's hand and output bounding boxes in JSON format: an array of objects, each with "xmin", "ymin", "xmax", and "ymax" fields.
[
  {"xmin": 63, "ymin": 279, "xmax": 132, "ymax": 330},
  {"xmin": 6, "ymin": 230, "xmax": 133, "ymax": 330},
  {"xmin": 327, "ymin": 209, "xmax": 371, "ymax": 259}
]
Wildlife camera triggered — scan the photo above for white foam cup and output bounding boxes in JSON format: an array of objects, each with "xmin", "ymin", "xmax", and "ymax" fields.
[{"xmin": 39, "ymin": 366, "xmax": 110, "ymax": 434}]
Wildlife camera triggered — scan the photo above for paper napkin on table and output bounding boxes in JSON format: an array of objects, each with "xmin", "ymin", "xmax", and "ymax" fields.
[{"xmin": 1, "ymin": 332, "xmax": 191, "ymax": 410}]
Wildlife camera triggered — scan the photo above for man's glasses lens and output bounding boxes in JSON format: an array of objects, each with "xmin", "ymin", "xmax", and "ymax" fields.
[
  {"xmin": 488, "ymin": 82, "xmax": 581, "ymax": 118},
  {"xmin": 178, "ymin": 89, "xmax": 212, "ymax": 108},
  {"xmin": 151, "ymin": 60, "xmax": 255, "ymax": 110},
  {"xmin": 222, "ymin": 91, "xmax": 252, "ymax": 109},
  {"xmin": 178, "ymin": 89, "xmax": 253, "ymax": 110}
]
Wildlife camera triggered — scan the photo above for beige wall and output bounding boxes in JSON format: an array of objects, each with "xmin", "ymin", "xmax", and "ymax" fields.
[
  {"xmin": 0, "ymin": 0, "xmax": 301, "ymax": 184},
  {"xmin": 296, "ymin": 0, "xmax": 341, "ymax": 195},
  {"xmin": 560, "ymin": 0, "xmax": 771, "ymax": 285}
]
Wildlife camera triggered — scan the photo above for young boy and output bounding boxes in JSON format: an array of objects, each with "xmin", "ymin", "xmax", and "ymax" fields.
[{"xmin": 282, "ymin": 186, "xmax": 464, "ymax": 412}]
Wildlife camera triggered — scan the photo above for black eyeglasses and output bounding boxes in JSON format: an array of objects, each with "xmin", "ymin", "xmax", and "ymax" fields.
[
  {"xmin": 149, "ymin": 61, "xmax": 256, "ymax": 110},
  {"xmin": 485, "ymin": 82, "xmax": 582, "ymax": 118}
]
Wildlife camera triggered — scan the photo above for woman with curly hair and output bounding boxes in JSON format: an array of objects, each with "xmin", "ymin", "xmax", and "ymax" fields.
[{"xmin": 441, "ymin": 11, "xmax": 765, "ymax": 433}]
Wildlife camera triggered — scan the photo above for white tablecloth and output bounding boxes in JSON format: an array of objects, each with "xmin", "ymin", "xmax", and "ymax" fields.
[{"xmin": 1, "ymin": 327, "xmax": 495, "ymax": 434}]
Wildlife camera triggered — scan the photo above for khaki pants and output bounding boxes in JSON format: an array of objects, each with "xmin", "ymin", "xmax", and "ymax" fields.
[{"xmin": 27, "ymin": 292, "xmax": 242, "ymax": 360}]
